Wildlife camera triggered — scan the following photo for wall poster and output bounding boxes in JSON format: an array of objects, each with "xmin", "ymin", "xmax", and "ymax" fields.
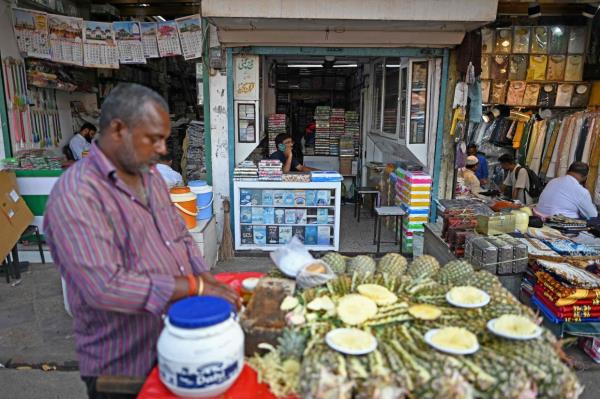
[
  {"xmin": 12, "ymin": 8, "xmax": 51, "ymax": 59},
  {"xmin": 48, "ymin": 14, "xmax": 84, "ymax": 66},
  {"xmin": 140, "ymin": 22, "xmax": 159, "ymax": 59},
  {"xmin": 176, "ymin": 14, "xmax": 202, "ymax": 60},
  {"xmin": 83, "ymin": 21, "xmax": 118, "ymax": 69},
  {"xmin": 157, "ymin": 20, "xmax": 181, "ymax": 57},
  {"xmin": 234, "ymin": 55, "xmax": 259, "ymax": 101},
  {"xmin": 113, "ymin": 21, "xmax": 146, "ymax": 64}
]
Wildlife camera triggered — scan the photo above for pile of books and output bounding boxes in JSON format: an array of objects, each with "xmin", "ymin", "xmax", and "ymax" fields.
[
  {"xmin": 329, "ymin": 108, "xmax": 345, "ymax": 156},
  {"xmin": 233, "ymin": 160, "xmax": 258, "ymax": 180},
  {"xmin": 268, "ymin": 114, "xmax": 287, "ymax": 155},
  {"xmin": 339, "ymin": 135, "xmax": 355, "ymax": 176},
  {"xmin": 345, "ymin": 110, "xmax": 360, "ymax": 156},
  {"xmin": 314, "ymin": 106, "xmax": 330, "ymax": 156},
  {"xmin": 258, "ymin": 159, "xmax": 283, "ymax": 181}
]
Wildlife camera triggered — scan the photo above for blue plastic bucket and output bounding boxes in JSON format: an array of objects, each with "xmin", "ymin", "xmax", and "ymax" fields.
[{"xmin": 188, "ymin": 180, "xmax": 213, "ymax": 220}]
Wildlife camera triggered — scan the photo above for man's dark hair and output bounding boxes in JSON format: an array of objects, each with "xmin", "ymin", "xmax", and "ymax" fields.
[
  {"xmin": 99, "ymin": 83, "xmax": 168, "ymax": 134},
  {"xmin": 568, "ymin": 162, "xmax": 590, "ymax": 177},
  {"xmin": 467, "ymin": 143, "xmax": 477, "ymax": 150},
  {"xmin": 80, "ymin": 122, "xmax": 97, "ymax": 132},
  {"xmin": 498, "ymin": 154, "xmax": 515, "ymax": 164},
  {"xmin": 275, "ymin": 133, "xmax": 292, "ymax": 147}
]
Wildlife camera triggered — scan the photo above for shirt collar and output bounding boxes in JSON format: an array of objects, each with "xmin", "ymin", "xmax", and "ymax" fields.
[{"xmin": 89, "ymin": 143, "xmax": 117, "ymax": 179}]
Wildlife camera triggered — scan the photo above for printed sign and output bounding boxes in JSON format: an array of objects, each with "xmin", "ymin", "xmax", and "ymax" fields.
[{"xmin": 234, "ymin": 55, "xmax": 259, "ymax": 101}]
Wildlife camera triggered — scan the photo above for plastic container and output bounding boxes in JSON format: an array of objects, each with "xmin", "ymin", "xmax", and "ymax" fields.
[
  {"xmin": 511, "ymin": 209, "xmax": 529, "ymax": 233},
  {"xmin": 188, "ymin": 180, "xmax": 213, "ymax": 221},
  {"xmin": 170, "ymin": 187, "xmax": 197, "ymax": 229},
  {"xmin": 157, "ymin": 296, "xmax": 244, "ymax": 398}
]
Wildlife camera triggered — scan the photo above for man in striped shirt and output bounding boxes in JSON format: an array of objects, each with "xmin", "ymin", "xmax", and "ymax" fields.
[{"xmin": 44, "ymin": 83, "xmax": 240, "ymax": 399}]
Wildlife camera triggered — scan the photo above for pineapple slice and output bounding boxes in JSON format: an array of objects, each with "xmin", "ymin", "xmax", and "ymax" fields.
[
  {"xmin": 357, "ymin": 284, "xmax": 398, "ymax": 306},
  {"xmin": 430, "ymin": 327, "xmax": 478, "ymax": 351},
  {"xmin": 448, "ymin": 286, "xmax": 488, "ymax": 305},
  {"xmin": 337, "ymin": 294, "xmax": 378, "ymax": 325},
  {"xmin": 327, "ymin": 328, "xmax": 377, "ymax": 353},
  {"xmin": 408, "ymin": 304, "xmax": 442, "ymax": 320},
  {"xmin": 280, "ymin": 296, "xmax": 300, "ymax": 311},
  {"xmin": 494, "ymin": 314, "xmax": 538, "ymax": 336},
  {"xmin": 306, "ymin": 296, "xmax": 335, "ymax": 311}
]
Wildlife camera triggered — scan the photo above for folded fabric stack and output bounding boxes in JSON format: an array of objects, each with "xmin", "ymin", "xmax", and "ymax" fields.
[
  {"xmin": 314, "ymin": 106, "xmax": 331, "ymax": 156},
  {"xmin": 258, "ymin": 160, "xmax": 283, "ymax": 181},
  {"xmin": 545, "ymin": 215, "xmax": 589, "ymax": 235},
  {"xmin": 541, "ymin": 239, "xmax": 598, "ymax": 256},
  {"xmin": 233, "ymin": 160, "xmax": 258, "ymax": 181},
  {"xmin": 268, "ymin": 114, "xmax": 287, "ymax": 155}
]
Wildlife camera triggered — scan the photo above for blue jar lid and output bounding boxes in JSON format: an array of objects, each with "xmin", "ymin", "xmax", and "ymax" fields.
[
  {"xmin": 188, "ymin": 180, "xmax": 207, "ymax": 187},
  {"xmin": 168, "ymin": 296, "xmax": 232, "ymax": 329}
]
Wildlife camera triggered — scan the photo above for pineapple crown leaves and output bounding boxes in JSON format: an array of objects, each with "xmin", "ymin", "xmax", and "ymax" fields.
[{"xmin": 277, "ymin": 328, "xmax": 308, "ymax": 360}]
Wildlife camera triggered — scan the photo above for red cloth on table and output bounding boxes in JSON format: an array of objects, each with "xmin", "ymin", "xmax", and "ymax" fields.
[{"xmin": 535, "ymin": 287, "xmax": 600, "ymax": 318}]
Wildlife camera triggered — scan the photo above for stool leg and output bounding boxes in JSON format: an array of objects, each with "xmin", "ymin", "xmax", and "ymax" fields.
[
  {"xmin": 373, "ymin": 214, "xmax": 377, "ymax": 244},
  {"xmin": 399, "ymin": 216, "xmax": 404, "ymax": 255},
  {"xmin": 34, "ymin": 227, "xmax": 45, "ymax": 264},
  {"xmin": 377, "ymin": 215, "xmax": 382, "ymax": 255},
  {"xmin": 358, "ymin": 195, "xmax": 362, "ymax": 223},
  {"xmin": 354, "ymin": 191, "xmax": 358, "ymax": 219},
  {"xmin": 11, "ymin": 246, "xmax": 21, "ymax": 280},
  {"xmin": 395, "ymin": 216, "xmax": 399, "ymax": 245},
  {"xmin": 3, "ymin": 258, "xmax": 9, "ymax": 283}
]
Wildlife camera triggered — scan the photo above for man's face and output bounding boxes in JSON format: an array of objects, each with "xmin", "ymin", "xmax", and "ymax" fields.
[
  {"xmin": 113, "ymin": 102, "xmax": 170, "ymax": 174},
  {"xmin": 500, "ymin": 162, "xmax": 512, "ymax": 171},
  {"xmin": 283, "ymin": 138, "xmax": 293, "ymax": 150},
  {"xmin": 467, "ymin": 147, "xmax": 477, "ymax": 156}
]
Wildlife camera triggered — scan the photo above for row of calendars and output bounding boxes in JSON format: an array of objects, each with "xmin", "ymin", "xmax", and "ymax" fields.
[
  {"xmin": 241, "ymin": 207, "xmax": 334, "ymax": 225},
  {"xmin": 240, "ymin": 189, "xmax": 332, "ymax": 207},
  {"xmin": 241, "ymin": 225, "xmax": 332, "ymax": 246}
]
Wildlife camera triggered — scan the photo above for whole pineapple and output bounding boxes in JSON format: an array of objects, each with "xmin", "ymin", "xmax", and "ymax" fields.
[
  {"xmin": 321, "ymin": 252, "xmax": 348, "ymax": 274},
  {"xmin": 437, "ymin": 260, "xmax": 474, "ymax": 286},
  {"xmin": 408, "ymin": 255, "xmax": 440, "ymax": 280},
  {"xmin": 278, "ymin": 329, "xmax": 307, "ymax": 360},
  {"xmin": 347, "ymin": 255, "xmax": 376, "ymax": 276},
  {"xmin": 377, "ymin": 253, "xmax": 408, "ymax": 276},
  {"xmin": 466, "ymin": 270, "xmax": 499, "ymax": 291}
]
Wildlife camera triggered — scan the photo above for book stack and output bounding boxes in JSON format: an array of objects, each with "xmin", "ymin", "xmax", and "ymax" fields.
[
  {"xmin": 258, "ymin": 159, "xmax": 283, "ymax": 181},
  {"xmin": 339, "ymin": 135, "xmax": 354, "ymax": 176},
  {"xmin": 394, "ymin": 168, "xmax": 432, "ymax": 254},
  {"xmin": 329, "ymin": 108, "xmax": 345, "ymax": 156},
  {"xmin": 314, "ymin": 106, "xmax": 331, "ymax": 156},
  {"xmin": 233, "ymin": 160, "xmax": 258, "ymax": 181},
  {"xmin": 268, "ymin": 114, "xmax": 287, "ymax": 155},
  {"xmin": 345, "ymin": 111, "xmax": 360, "ymax": 156}
]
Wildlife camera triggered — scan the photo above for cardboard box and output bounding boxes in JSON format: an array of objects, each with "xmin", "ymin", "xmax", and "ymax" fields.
[
  {"xmin": 0, "ymin": 170, "xmax": 34, "ymax": 259},
  {"xmin": 476, "ymin": 214, "xmax": 516, "ymax": 236}
]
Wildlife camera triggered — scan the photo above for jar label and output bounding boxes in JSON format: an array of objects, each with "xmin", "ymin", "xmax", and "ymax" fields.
[{"xmin": 161, "ymin": 361, "xmax": 240, "ymax": 390}]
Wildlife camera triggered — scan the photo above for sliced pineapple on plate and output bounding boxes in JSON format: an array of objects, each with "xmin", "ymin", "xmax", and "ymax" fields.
[
  {"xmin": 425, "ymin": 327, "xmax": 479, "ymax": 355},
  {"xmin": 357, "ymin": 284, "xmax": 398, "ymax": 306},
  {"xmin": 325, "ymin": 328, "xmax": 378, "ymax": 355},
  {"xmin": 408, "ymin": 304, "xmax": 442, "ymax": 320},
  {"xmin": 337, "ymin": 294, "xmax": 378, "ymax": 325},
  {"xmin": 307, "ymin": 296, "xmax": 335, "ymax": 311},
  {"xmin": 446, "ymin": 286, "xmax": 490, "ymax": 308},
  {"xmin": 487, "ymin": 314, "xmax": 542, "ymax": 340}
]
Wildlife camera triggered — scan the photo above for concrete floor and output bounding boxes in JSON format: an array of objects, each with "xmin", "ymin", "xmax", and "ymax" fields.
[{"xmin": 1, "ymin": 261, "xmax": 599, "ymax": 398}]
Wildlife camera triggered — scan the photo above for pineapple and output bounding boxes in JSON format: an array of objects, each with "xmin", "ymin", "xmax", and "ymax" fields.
[
  {"xmin": 278, "ymin": 328, "xmax": 307, "ymax": 360},
  {"xmin": 466, "ymin": 270, "xmax": 499, "ymax": 291},
  {"xmin": 429, "ymin": 327, "xmax": 478, "ymax": 351},
  {"xmin": 347, "ymin": 255, "xmax": 376, "ymax": 276},
  {"xmin": 408, "ymin": 304, "xmax": 442, "ymax": 320},
  {"xmin": 408, "ymin": 255, "xmax": 440, "ymax": 279},
  {"xmin": 377, "ymin": 253, "xmax": 408, "ymax": 276},
  {"xmin": 337, "ymin": 294, "xmax": 378, "ymax": 325},
  {"xmin": 321, "ymin": 252, "xmax": 348, "ymax": 274},
  {"xmin": 437, "ymin": 260, "xmax": 474, "ymax": 286},
  {"xmin": 357, "ymin": 284, "xmax": 398, "ymax": 305}
]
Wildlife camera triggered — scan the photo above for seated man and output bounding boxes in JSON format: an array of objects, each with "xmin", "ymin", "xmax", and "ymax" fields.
[
  {"xmin": 467, "ymin": 143, "xmax": 489, "ymax": 186},
  {"xmin": 536, "ymin": 162, "xmax": 598, "ymax": 219},
  {"xmin": 461, "ymin": 155, "xmax": 486, "ymax": 199},
  {"xmin": 155, "ymin": 153, "xmax": 183, "ymax": 189},
  {"xmin": 69, "ymin": 123, "xmax": 97, "ymax": 161},
  {"xmin": 270, "ymin": 133, "xmax": 317, "ymax": 173}
]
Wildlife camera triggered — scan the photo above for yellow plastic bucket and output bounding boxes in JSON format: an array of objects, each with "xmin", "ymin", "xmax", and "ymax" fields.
[{"xmin": 170, "ymin": 187, "xmax": 198, "ymax": 230}]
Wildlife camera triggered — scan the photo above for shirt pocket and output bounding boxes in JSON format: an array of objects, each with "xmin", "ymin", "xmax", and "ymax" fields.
[{"xmin": 154, "ymin": 204, "xmax": 188, "ymax": 245}]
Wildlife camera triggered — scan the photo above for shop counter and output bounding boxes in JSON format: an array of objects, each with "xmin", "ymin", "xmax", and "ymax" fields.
[{"xmin": 233, "ymin": 180, "xmax": 341, "ymax": 251}]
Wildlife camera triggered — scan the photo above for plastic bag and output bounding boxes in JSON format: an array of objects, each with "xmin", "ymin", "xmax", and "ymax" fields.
[
  {"xmin": 270, "ymin": 237, "xmax": 314, "ymax": 277},
  {"xmin": 296, "ymin": 260, "xmax": 336, "ymax": 289}
]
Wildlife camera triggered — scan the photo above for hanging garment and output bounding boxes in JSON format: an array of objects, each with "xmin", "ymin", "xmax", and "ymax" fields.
[
  {"xmin": 506, "ymin": 119, "xmax": 517, "ymax": 141},
  {"xmin": 491, "ymin": 81, "xmax": 507, "ymax": 104},
  {"xmin": 522, "ymin": 83, "xmax": 541, "ymax": 106},
  {"xmin": 531, "ymin": 26, "xmax": 549, "ymax": 54},
  {"xmin": 513, "ymin": 120, "xmax": 526, "ymax": 149},
  {"xmin": 564, "ymin": 55, "xmax": 584, "ymax": 81},
  {"xmin": 540, "ymin": 120, "xmax": 561, "ymax": 178},
  {"xmin": 513, "ymin": 27, "xmax": 531, "ymax": 53},
  {"xmin": 509, "ymin": 55, "xmax": 528, "ymax": 80},
  {"xmin": 546, "ymin": 55, "xmax": 566, "ymax": 81},
  {"xmin": 456, "ymin": 30, "xmax": 482, "ymax": 76},
  {"xmin": 527, "ymin": 55, "xmax": 548, "ymax": 81},
  {"xmin": 567, "ymin": 116, "xmax": 584, "ymax": 166},
  {"xmin": 481, "ymin": 28, "xmax": 494, "ymax": 54},
  {"xmin": 530, "ymin": 120, "xmax": 548, "ymax": 173},
  {"xmin": 481, "ymin": 55, "xmax": 490, "ymax": 79},
  {"xmin": 481, "ymin": 80, "xmax": 491, "ymax": 103},
  {"xmin": 539, "ymin": 119, "xmax": 556, "ymax": 165},
  {"xmin": 582, "ymin": 117, "xmax": 596, "ymax": 163},
  {"xmin": 555, "ymin": 83, "xmax": 575, "ymax": 107},
  {"xmin": 495, "ymin": 28, "xmax": 513, "ymax": 53},
  {"xmin": 591, "ymin": 82, "xmax": 600, "ymax": 106},
  {"xmin": 468, "ymin": 79, "xmax": 483, "ymax": 123},
  {"xmin": 549, "ymin": 26, "xmax": 569, "ymax": 54},
  {"xmin": 575, "ymin": 117, "xmax": 591, "ymax": 162},
  {"xmin": 547, "ymin": 116, "xmax": 570, "ymax": 179},
  {"xmin": 453, "ymin": 81, "xmax": 469, "ymax": 109},
  {"xmin": 491, "ymin": 55, "xmax": 509, "ymax": 80},
  {"xmin": 539, "ymin": 84, "xmax": 557, "ymax": 108},
  {"xmin": 568, "ymin": 26, "xmax": 586, "ymax": 54},
  {"xmin": 507, "ymin": 81, "xmax": 527, "ymax": 106},
  {"xmin": 586, "ymin": 116, "xmax": 600, "ymax": 198},
  {"xmin": 572, "ymin": 84, "xmax": 592, "ymax": 107},
  {"xmin": 526, "ymin": 122, "xmax": 542, "ymax": 166},
  {"xmin": 558, "ymin": 115, "xmax": 577, "ymax": 176},
  {"xmin": 517, "ymin": 119, "xmax": 535, "ymax": 165}
]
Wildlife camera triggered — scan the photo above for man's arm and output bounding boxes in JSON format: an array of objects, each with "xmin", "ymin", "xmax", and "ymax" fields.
[
  {"xmin": 513, "ymin": 168, "xmax": 528, "ymax": 202},
  {"xmin": 283, "ymin": 152, "xmax": 293, "ymax": 172},
  {"xmin": 578, "ymin": 190, "xmax": 598, "ymax": 219},
  {"xmin": 69, "ymin": 137, "xmax": 87, "ymax": 161}
]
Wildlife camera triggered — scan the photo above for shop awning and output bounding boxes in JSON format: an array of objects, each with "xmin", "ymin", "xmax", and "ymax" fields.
[{"xmin": 202, "ymin": 0, "xmax": 499, "ymax": 47}]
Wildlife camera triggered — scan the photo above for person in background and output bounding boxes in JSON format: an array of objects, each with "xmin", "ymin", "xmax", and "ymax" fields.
[
  {"xmin": 462, "ymin": 155, "xmax": 486, "ymax": 199},
  {"xmin": 270, "ymin": 133, "xmax": 317, "ymax": 173},
  {"xmin": 467, "ymin": 143, "xmax": 489, "ymax": 186},
  {"xmin": 69, "ymin": 123, "xmax": 97, "ymax": 161},
  {"xmin": 44, "ymin": 83, "xmax": 240, "ymax": 399},
  {"xmin": 535, "ymin": 162, "xmax": 598, "ymax": 219},
  {"xmin": 156, "ymin": 153, "xmax": 183, "ymax": 189},
  {"xmin": 499, "ymin": 153, "xmax": 533, "ymax": 204}
]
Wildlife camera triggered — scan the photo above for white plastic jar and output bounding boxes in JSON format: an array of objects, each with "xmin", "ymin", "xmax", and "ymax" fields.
[{"xmin": 157, "ymin": 296, "xmax": 244, "ymax": 398}]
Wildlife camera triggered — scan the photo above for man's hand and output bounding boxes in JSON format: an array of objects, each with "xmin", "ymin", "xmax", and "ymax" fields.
[
  {"xmin": 200, "ymin": 272, "xmax": 242, "ymax": 310},
  {"xmin": 284, "ymin": 146, "xmax": 293, "ymax": 159}
]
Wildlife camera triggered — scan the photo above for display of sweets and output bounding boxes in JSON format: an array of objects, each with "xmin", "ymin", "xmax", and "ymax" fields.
[
  {"xmin": 234, "ymin": 160, "xmax": 258, "ymax": 180},
  {"xmin": 258, "ymin": 159, "xmax": 283, "ymax": 181},
  {"xmin": 268, "ymin": 114, "xmax": 287, "ymax": 155}
]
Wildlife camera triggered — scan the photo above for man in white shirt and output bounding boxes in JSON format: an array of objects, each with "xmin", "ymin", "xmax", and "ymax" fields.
[
  {"xmin": 461, "ymin": 155, "xmax": 486, "ymax": 199},
  {"xmin": 156, "ymin": 154, "xmax": 183, "ymax": 189},
  {"xmin": 536, "ymin": 162, "xmax": 598, "ymax": 219},
  {"xmin": 69, "ymin": 123, "xmax": 96, "ymax": 160},
  {"xmin": 499, "ymin": 154, "xmax": 533, "ymax": 205}
]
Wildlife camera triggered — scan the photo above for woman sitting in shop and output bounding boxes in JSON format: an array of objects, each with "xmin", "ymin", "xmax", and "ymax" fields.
[{"xmin": 270, "ymin": 133, "xmax": 317, "ymax": 173}]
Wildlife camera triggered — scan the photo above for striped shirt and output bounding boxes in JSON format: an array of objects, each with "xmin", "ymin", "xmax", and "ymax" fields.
[{"xmin": 44, "ymin": 144, "xmax": 208, "ymax": 377}]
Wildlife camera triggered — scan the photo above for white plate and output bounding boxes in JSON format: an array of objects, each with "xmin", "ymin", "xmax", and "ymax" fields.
[
  {"xmin": 424, "ymin": 329, "xmax": 480, "ymax": 355},
  {"xmin": 325, "ymin": 328, "xmax": 378, "ymax": 356},
  {"xmin": 487, "ymin": 318, "xmax": 543, "ymax": 341},
  {"xmin": 446, "ymin": 289, "xmax": 491, "ymax": 309}
]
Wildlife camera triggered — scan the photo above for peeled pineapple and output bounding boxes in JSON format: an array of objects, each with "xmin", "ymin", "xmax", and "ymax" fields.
[
  {"xmin": 347, "ymin": 255, "xmax": 376, "ymax": 276},
  {"xmin": 430, "ymin": 327, "xmax": 478, "ymax": 351},
  {"xmin": 408, "ymin": 304, "xmax": 442, "ymax": 320},
  {"xmin": 377, "ymin": 253, "xmax": 408, "ymax": 276},
  {"xmin": 408, "ymin": 255, "xmax": 440, "ymax": 279},
  {"xmin": 327, "ymin": 328, "xmax": 377, "ymax": 352},
  {"xmin": 337, "ymin": 294, "xmax": 378, "ymax": 325},
  {"xmin": 321, "ymin": 252, "xmax": 348, "ymax": 274},
  {"xmin": 357, "ymin": 284, "xmax": 398, "ymax": 306},
  {"xmin": 447, "ymin": 286, "xmax": 488, "ymax": 306},
  {"xmin": 493, "ymin": 315, "xmax": 538, "ymax": 336},
  {"xmin": 307, "ymin": 296, "xmax": 335, "ymax": 311}
]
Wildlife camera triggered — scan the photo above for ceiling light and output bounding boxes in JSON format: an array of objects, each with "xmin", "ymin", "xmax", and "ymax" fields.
[
  {"xmin": 528, "ymin": 2, "xmax": 541, "ymax": 18},
  {"xmin": 139, "ymin": 3, "xmax": 150, "ymax": 6},
  {"xmin": 156, "ymin": 16, "xmax": 166, "ymax": 21},
  {"xmin": 583, "ymin": 4, "xmax": 599, "ymax": 18},
  {"xmin": 551, "ymin": 26, "xmax": 563, "ymax": 36},
  {"xmin": 333, "ymin": 64, "xmax": 358, "ymax": 68},
  {"xmin": 324, "ymin": 56, "xmax": 335, "ymax": 62},
  {"xmin": 287, "ymin": 64, "xmax": 323, "ymax": 68}
]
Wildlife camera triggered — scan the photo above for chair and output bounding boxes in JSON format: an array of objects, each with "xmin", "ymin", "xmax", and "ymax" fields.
[
  {"xmin": 19, "ymin": 225, "xmax": 45, "ymax": 264},
  {"xmin": 354, "ymin": 187, "xmax": 380, "ymax": 222},
  {"xmin": 373, "ymin": 206, "xmax": 406, "ymax": 255}
]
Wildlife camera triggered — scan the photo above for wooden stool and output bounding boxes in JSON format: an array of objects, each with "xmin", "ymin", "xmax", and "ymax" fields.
[
  {"xmin": 354, "ymin": 187, "xmax": 380, "ymax": 222},
  {"xmin": 373, "ymin": 206, "xmax": 405, "ymax": 255}
]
